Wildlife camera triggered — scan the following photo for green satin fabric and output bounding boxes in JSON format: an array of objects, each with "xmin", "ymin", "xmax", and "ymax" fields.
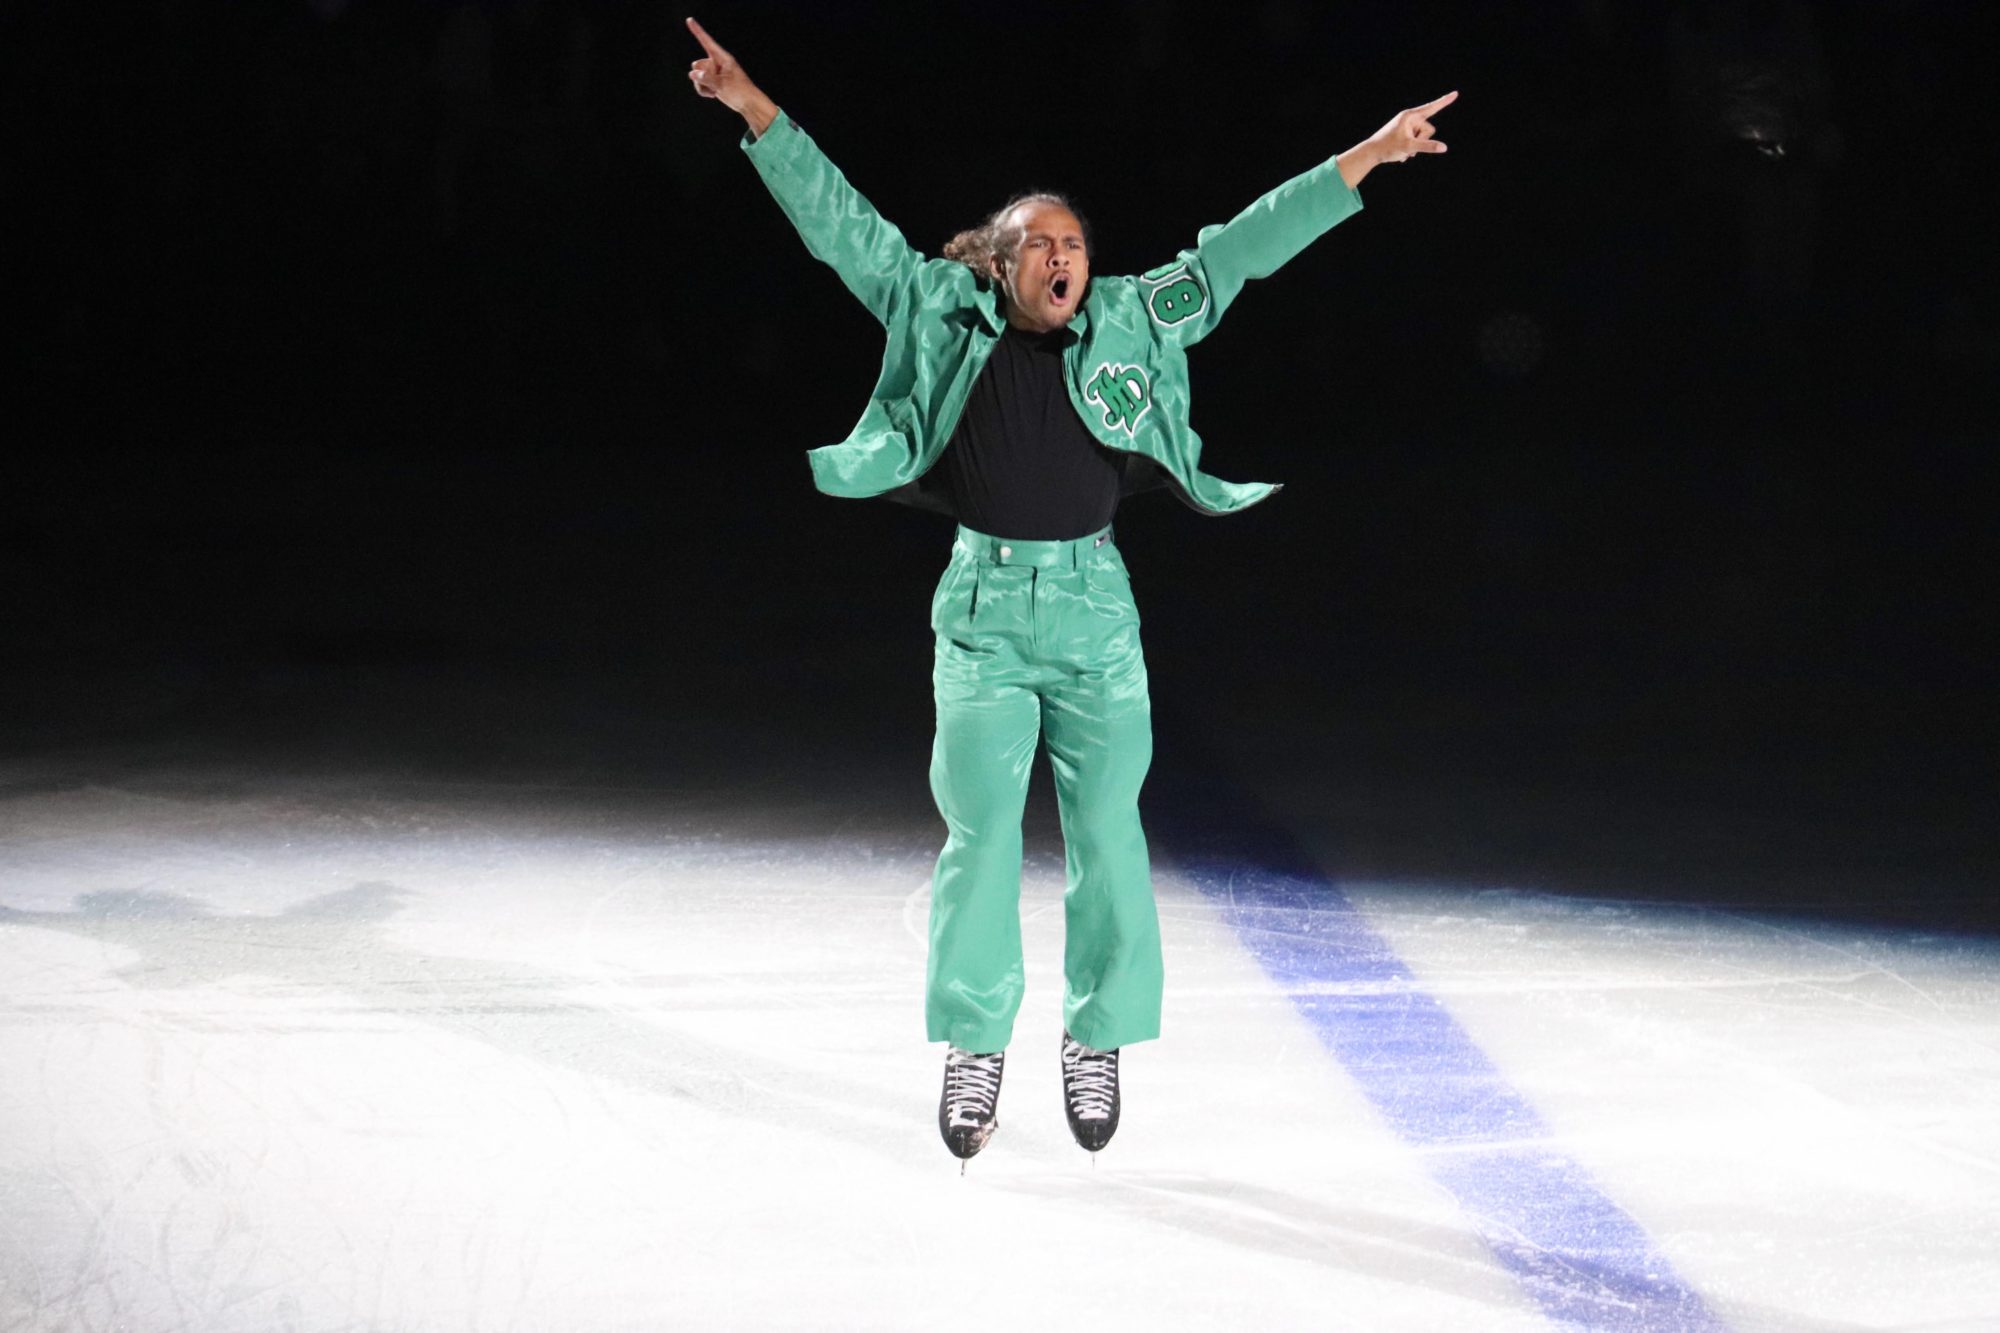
[
  {"xmin": 924, "ymin": 525, "xmax": 1161, "ymax": 1054},
  {"xmin": 741, "ymin": 112, "xmax": 1364, "ymax": 517}
]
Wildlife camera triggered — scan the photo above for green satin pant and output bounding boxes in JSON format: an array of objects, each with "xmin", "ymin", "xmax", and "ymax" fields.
[{"xmin": 925, "ymin": 523, "xmax": 1161, "ymax": 1055}]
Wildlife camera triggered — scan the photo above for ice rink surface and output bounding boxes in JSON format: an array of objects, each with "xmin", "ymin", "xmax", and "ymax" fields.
[{"xmin": 4, "ymin": 717, "xmax": 1998, "ymax": 1332}]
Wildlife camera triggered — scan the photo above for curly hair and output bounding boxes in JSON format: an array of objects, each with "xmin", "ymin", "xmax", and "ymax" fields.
[{"xmin": 943, "ymin": 191, "xmax": 1094, "ymax": 287}]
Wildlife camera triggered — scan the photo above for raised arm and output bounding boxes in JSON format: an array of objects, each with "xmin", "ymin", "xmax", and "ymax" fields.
[
  {"xmin": 686, "ymin": 17, "xmax": 926, "ymax": 326},
  {"xmin": 686, "ymin": 17, "xmax": 778, "ymax": 139},
  {"xmin": 1145, "ymin": 91, "xmax": 1457, "ymax": 348}
]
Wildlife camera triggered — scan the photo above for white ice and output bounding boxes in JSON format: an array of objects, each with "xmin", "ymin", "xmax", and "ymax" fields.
[{"xmin": 3, "ymin": 758, "xmax": 1998, "ymax": 1332}]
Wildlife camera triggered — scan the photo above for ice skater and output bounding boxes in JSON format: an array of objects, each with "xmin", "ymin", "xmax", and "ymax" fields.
[{"xmin": 686, "ymin": 16, "xmax": 1453, "ymax": 1163}]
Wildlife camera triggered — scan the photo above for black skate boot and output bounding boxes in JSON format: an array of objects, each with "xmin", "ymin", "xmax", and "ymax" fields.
[
  {"xmin": 938, "ymin": 1047, "xmax": 1006, "ymax": 1163},
  {"xmin": 1060, "ymin": 1031, "xmax": 1121, "ymax": 1153}
]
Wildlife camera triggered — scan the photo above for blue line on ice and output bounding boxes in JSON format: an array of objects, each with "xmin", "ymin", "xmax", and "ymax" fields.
[{"xmin": 1162, "ymin": 791, "xmax": 1726, "ymax": 1331}]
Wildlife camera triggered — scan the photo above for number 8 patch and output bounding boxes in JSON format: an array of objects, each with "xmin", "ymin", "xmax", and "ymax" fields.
[{"xmin": 1142, "ymin": 264, "xmax": 1207, "ymax": 327}]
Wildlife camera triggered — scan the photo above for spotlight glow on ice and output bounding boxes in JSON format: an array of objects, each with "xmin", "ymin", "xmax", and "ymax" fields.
[{"xmin": 3, "ymin": 770, "xmax": 1998, "ymax": 1331}]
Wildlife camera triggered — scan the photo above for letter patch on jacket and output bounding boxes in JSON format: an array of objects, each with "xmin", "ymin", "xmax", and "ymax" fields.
[
  {"xmin": 1084, "ymin": 361, "xmax": 1153, "ymax": 437},
  {"xmin": 1142, "ymin": 264, "xmax": 1207, "ymax": 327}
]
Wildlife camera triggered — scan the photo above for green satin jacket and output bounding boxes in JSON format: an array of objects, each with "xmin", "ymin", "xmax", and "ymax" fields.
[{"xmin": 742, "ymin": 112, "xmax": 1364, "ymax": 517}]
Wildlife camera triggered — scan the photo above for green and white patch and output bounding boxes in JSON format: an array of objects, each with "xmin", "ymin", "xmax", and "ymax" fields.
[
  {"xmin": 1142, "ymin": 263, "xmax": 1207, "ymax": 327},
  {"xmin": 1084, "ymin": 361, "xmax": 1153, "ymax": 437}
]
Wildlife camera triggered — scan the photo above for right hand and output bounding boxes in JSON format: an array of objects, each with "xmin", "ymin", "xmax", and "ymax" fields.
[{"xmin": 686, "ymin": 17, "xmax": 777, "ymax": 133}]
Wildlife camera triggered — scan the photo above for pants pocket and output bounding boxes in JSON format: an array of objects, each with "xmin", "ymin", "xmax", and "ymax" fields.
[
  {"xmin": 1085, "ymin": 553, "xmax": 1140, "ymax": 625},
  {"xmin": 930, "ymin": 558, "xmax": 979, "ymax": 634}
]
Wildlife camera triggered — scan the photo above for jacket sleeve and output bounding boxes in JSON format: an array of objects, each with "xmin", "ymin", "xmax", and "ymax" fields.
[
  {"xmin": 1139, "ymin": 154, "xmax": 1364, "ymax": 349},
  {"xmin": 741, "ymin": 112, "xmax": 928, "ymax": 327}
]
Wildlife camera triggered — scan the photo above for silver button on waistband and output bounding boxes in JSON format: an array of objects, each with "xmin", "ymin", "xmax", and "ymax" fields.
[{"xmin": 998, "ymin": 545, "xmax": 1012, "ymax": 559}]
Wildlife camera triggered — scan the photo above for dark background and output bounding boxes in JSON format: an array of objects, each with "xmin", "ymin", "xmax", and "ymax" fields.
[{"xmin": 6, "ymin": 2, "xmax": 1993, "ymax": 922}]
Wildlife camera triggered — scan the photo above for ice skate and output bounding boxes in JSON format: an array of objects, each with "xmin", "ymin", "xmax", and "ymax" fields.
[
  {"xmin": 938, "ymin": 1047, "xmax": 1006, "ymax": 1163},
  {"xmin": 1060, "ymin": 1030, "xmax": 1121, "ymax": 1153}
]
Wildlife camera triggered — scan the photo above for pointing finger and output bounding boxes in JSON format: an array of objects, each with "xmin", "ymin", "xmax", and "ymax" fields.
[
  {"xmin": 1418, "ymin": 90, "xmax": 1459, "ymax": 115},
  {"xmin": 686, "ymin": 16, "xmax": 729, "ymax": 61}
]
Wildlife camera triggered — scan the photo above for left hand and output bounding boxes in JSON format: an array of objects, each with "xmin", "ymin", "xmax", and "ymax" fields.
[{"xmin": 1367, "ymin": 91, "xmax": 1457, "ymax": 164}]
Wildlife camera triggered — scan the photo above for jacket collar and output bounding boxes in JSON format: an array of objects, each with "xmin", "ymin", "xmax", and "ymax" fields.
[{"xmin": 973, "ymin": 283, "xmax": 1005, "ymax": 334}]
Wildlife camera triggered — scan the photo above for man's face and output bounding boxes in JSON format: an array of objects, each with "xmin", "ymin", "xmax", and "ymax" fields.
[{"xmin": 993, "ymin": 201, "xmax": 1089, "ymax": 333}]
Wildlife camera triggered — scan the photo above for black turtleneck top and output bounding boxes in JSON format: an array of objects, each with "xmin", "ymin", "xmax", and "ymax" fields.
[{"xmin": 933, "ymin": 324, "xmax": 1125, "ymax": 540}]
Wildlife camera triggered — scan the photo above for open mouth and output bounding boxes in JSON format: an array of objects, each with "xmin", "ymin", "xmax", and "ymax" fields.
[{"xmin": 1050, "ymin": 275, "xmax": 1072, "ymax": 304}]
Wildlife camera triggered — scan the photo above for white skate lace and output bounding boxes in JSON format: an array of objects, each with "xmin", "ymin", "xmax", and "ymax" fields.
[
  {"xmin": 944, "ymin": 1049, "xmax": 1004, "ymax": 1128},
  {"xmin": 1062, "ymin": 1037, "xmax": 1118, "ymax": 1121}
]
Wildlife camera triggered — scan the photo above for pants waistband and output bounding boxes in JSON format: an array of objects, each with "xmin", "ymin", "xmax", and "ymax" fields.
[{"xmin": 952, "ymin": 524, "xmax": 1115, "ymax": 569}]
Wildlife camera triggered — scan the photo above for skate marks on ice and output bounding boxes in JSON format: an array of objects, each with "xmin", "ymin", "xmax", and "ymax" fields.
[
  {"xmin": 1002, "ymin": 1167, "xmax": 1534, "ymax": 1309},
  {"xmin": 0, "ymin": 873, "xmax": 936, "ymax": 1332},
  {"xmin": 0, "ymin": 882, "xmax": 911, "ymax": 1151}
]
